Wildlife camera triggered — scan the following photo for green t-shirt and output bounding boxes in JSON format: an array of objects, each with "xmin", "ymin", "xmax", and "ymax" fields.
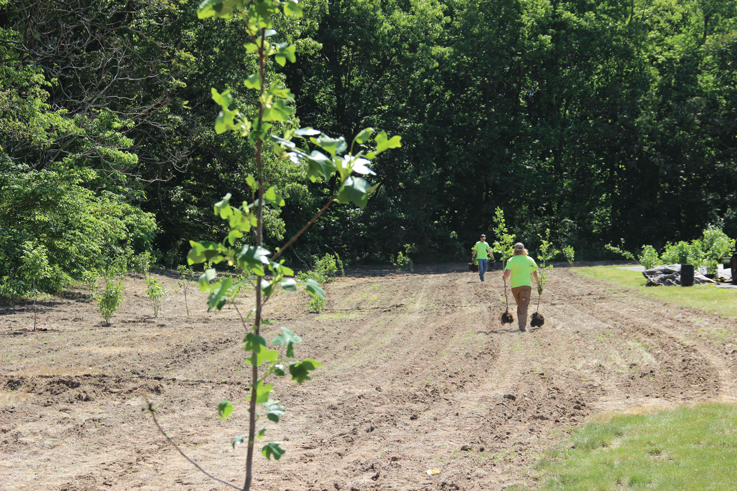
[
  {"xmin": 473, "ymin": 241, "xmax": 492, "ymax": 260},
  {"xmin": 505, "ymin": 255, "xmax": 539, "ymax": 288}
]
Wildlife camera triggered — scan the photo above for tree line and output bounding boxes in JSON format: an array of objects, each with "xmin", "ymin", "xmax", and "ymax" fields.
[{"xmin": 2, "ymin": 0, "xmax": 736, "ymax": 294}]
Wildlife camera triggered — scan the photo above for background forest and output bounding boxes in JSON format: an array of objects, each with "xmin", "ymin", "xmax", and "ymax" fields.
[{"xmin": 2, "ymin": 0, "xmax": 736, "ymax": 292}]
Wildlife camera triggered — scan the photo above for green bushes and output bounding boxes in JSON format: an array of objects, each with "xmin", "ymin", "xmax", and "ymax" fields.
[
  {"xmin": 392, "ymin": 244, "xmax": 416, "ymax": 272},
  {"xmin": 0, "ymin": 169, "xmax": 157, "ymax": 297},
  {"xmin": 607, "ymin": 225, "xmax": 735, "ymax": 274},
  {"xmin": 96, "ymin": 277, "xmax": 125, "ymax": 326},
  {"xmin": 145, "ymin": 276, "xmax": 166, "ymax": 317},
  {"xmin": 297, "ymin": 253, "xmax": 345, "ymax": 312}
]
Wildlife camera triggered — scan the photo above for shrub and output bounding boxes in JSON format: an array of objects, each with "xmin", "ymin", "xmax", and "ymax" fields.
[
  {"xmin": 562, "ymin": 245, "xmax": 575, "ymax": 265},
  {"xmin": 638, "ymin": 245, "xmax": 660, "ymax": 269},
  {"xmin": 0, "ymin": 169, "xmax": 157, "ymax": 295},
  {"xmin": 96, "ymin": 278, "xmax": 125, "ymax": 325},
  {"xmin": 145, "ymin": 276, "xmax": 166, "ymax": 317},
  {"xmin": 661, "ymin": 240, "xmax": 705, "ymax": 267},
  {"xmin": 132, "ymin": 251, "xmax": 153, "ymax": 278},
  {"xmin": 393, "ymin": 244, "xmax": 415, "ymax": 272}
]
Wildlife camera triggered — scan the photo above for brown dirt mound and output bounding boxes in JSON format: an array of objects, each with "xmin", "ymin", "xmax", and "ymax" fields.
[{"xmin": 1, "ymin": 265, "xmax": 736, "ymax": 490}]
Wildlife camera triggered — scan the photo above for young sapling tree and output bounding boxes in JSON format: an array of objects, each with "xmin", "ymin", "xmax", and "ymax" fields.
[
  {"xmin": 531, "ymin": 229, "xmax": 558, "ymax": 327},
  {"xmin": 145, "ymin": 276, "xmax": 166, "ymax": 317},
  {"xmin": 562, "ymin": 245, "xmax": 575, "ymax": 266},
  {"xmin": 145, "ymin": 1, "xmax": 401, "ymax": 490},
  {"xmin": 96, "ymin": 277, "xmax": 125, "ymax": 326},
  {"xmin": 177, "ymin": 265, "xmax": 194, "ymax": 316},
  {"xmin": 19, "ymin": 242, "xmax": 52, "ymax": 330},
  {"xmin": 81, "ymin": 270, "xmax": 100, "ymax": 301},
  {"xmin": 492, "ymin": 207, "xmax": 516, "ymax": 269}
]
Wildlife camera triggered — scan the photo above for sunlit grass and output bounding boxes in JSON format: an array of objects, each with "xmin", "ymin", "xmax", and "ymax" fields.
[
  {"xmin": 534, "ymin": 404, "xmax": 737, "ymax": 490},
  {"xmin": 573, "ymin": 266, "xmax": 737, "ymax": 318}
]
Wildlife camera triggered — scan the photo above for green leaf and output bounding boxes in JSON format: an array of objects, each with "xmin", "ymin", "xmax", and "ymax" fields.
[
  {"xmin": 215, "ymin": 108, "xmax": 239, "ymax": 134},
  {"xmin": 245, "ymin": 73, "xmax": 262, "ymax": 90},
  {"xmin": 271, "ymin": 135, "xmax": 295, "ymax": 149},
  {"xmin": 337, "ymin": 176, "xmax": 371, "ymax": 209},
  {"xmin": 275, "ymin": 43, "xmax": 297, "ymax": 65},
  {"xmin": 214, "ymin": 193, "xmax": 233, "ymax": 218},
  {"xmin": 244, "ymin": 43, "xmax": 259, "ymax": 54},
  {"xmin": 262, "ymin": 442, "xmax": 285, "ymax": 460},
  {"xmin": 273, "ymin": 363, "xmax": 285, "ymax": 376},
  {"xmin": 263, "ymin": 186, "xmax": 285, "ymax": 207},
  {"xmin": 272, "ymin": 326, "xmax": 302, "ymax": 357},
  {"xmin": 346, "ymin": 156, "xmax": 375, "ymax": 176},
  {"xmin": 283, "ymin": 0, "xmax": 303, "ymax": 17},
  {"xmin": 257, "ymin": 428, "xmax": 266, "ymax": 440},
  {"xmin": 312, "ymin": 134, "xmax": 347, "ymax": 156},
  {"xmin": 264, "ymin": 400, "xmax": 286, "ymax": 423},
  {"xmin": 355, "ymin": 127, "xmax": 374, "ymax": 144},
  {"xmin": 207, "ymin": 277, "xmax": 233, "ymax": 311},
  {"xmin": 294, "ymin": 127, "xmax": 321, "ymax": 137},
  {"xmin": 246, "ymin": 348, "xmax": 279, "ymax": 367},
  {"xmin": 280, "ymin": 277, "xmax": 297, "ymax": 291},
  {"xmin": 226, "ymin": 229, "xmax": 243, "ymax": 246},
  {"xmin": 189, "ymin": 242, "xmax": 224, "ymax": 265},
  {"xmin": 198, "ymin": 0, "xmax": 243, "ymax": 18},
  {"xmin": 244, "ymin": 333, "xmax": 267, "ymax": 352},
  {"xmin": 232, "ymin": 435, "xmax": 246, "ymax": 448},
  {"xmin": 246, "ymin": 175, "xmax": 258, "ymax": 193},
  {"xmin": 255, "ymin": 379, "xmax": 273, "ymax": 404},
  {"xmin": 236, "ymin": 245, "xmax": 271, "ymax": 275},
  {"xmin": 198, "ymin": 268, "xmax": 218, "ymax": 292},
  {"xmin": 289, "ymin": 359, "xmax": 322, "ymax": 383},
  {"xmin": 263, "ymin": 99, "xmax": 294, "ymax": 122},
  {"xmin": 305, "ymin": 150, "xmax": 337, "ymax": 182},
  {"xmin": 218, "ymin": 400, "xmax": 234, "ymax": 420},
  {"xmin": 304, "ymin": 278, "xmax": 325, "ymax": 299},
  {"xmin": 267, "ymin": 84, "xmax": 292, "ymax": 99},
  {"xmin": 211, "ymin": 88, "xmax": 233, "ymax": 109},
  {"xmin": 375, "ymin": 130, "xmax": 402, "ymax": 154}
]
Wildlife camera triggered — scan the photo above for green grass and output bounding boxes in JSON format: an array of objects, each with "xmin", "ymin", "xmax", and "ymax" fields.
[
  {"xmin": 535, "ymin": 404, "xmax": 737, "ymax": 490},
  {"xmin": 574, "ymin": 266, "xmax": 737, "ymax": 318}
]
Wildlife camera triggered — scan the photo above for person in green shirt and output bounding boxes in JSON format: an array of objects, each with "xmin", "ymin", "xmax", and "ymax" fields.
[
  {"xmin": 502, "ymin": 242, "xmax": 542, "ymax": 332},
  {"xmin": 471, "ymin": 234, "xmax": 495, "ymax": 282}
]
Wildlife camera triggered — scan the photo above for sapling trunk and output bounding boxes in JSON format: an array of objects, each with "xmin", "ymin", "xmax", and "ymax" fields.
[
  {"xmin": 244, "ymin": 26, "xmax": 268, "ymax": 491},
  {"xmin": 501, "ymin": 279, "xmax": 514, "ymax": 324},
  {"xmin": 183, "ymin": 285, "xmax": 189, "ymax": 316},
  {"xmin": 33, "ymin": 279, "xmax": 37, "ymax": 331}
]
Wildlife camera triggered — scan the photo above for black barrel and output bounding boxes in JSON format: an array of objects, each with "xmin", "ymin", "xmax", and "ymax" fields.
[{"xmin": 681, "ymin": 264, "xmax": 694, "ymax": 287}]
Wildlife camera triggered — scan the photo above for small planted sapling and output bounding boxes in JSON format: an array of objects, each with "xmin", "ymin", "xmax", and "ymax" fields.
[
  {"xmin": 145, "ymin": 2, "xmax": 402, "ymax": 490},
  {"xmin": 393, "ymin": 244, "xmax": 416, "ymax": 273},
  {"xmin": 145, "ymin": 276, "xmax": 166, "ymax": 317},
  {"xmin": 19, "ymin": 242, "xmax": 52, "ymax": 331},
  {"xmin": 531, "ymin": 230, "xmax": 557, "ymax": 328},
  {"xmin": 562, "ymin": 245, "xmax": 575, "ymax": 266},
  {"xmin": 176, "ymin": 265, "xmax": 194, "ymax": 316},
  {"xmin": 96, "ymin": 277, "xmax": 125, "ymax": 326},
  {"xmin": 492, "ymin": 207, "xmax": 516, "ymax": 269},
  {"xmin": 81, "ymin": 270, "xmax": 99, "ymax": 301}
]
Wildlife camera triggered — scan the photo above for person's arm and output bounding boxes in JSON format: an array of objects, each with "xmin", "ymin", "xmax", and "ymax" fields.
[
  {"xmin": 502, "ymin": 269, "xmax": 511, "ymax": 282},
  {"xmin": 532, "ymin": 270, "xmax": 541, "ymax": 292}
]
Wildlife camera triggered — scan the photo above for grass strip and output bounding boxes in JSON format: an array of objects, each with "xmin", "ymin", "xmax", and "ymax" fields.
[
  {"xmin": 533, "ymin": 404, "xmax": 737, "ymax": 491},
  {"xmin": 573, "ymin": 266, "xmax": 737, "ymax": 318}
]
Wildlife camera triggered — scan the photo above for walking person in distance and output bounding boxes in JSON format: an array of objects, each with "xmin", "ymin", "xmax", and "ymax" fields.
[
  {"xmin": 471, "ymin": 234, "xmax": 495, "ymax": 282},
  {"xmin": 502, "ymin": 242, "xmax": 541, "ymax": 331}
]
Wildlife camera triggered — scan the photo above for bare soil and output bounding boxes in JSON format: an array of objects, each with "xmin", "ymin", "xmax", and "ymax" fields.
[{"xmin": 2, "ymin": 265, "xmax": 736, "ymax": 491}]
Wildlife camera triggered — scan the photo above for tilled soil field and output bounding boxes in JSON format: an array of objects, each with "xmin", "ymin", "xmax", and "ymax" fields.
[{"xmin": 2, "ymin": 265, "xmax": 736, "ymax": 491}]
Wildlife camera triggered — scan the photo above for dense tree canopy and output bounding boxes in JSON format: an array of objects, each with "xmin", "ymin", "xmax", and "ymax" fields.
[{"xmin": 2, "ymin": 0, "xmax": 736, "ymax": 286}]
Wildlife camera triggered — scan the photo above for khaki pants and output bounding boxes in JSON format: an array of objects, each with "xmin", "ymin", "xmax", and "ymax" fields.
[{"xmin": 511, "ymin": 286, "xmax": 531, "ymax": 330}]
